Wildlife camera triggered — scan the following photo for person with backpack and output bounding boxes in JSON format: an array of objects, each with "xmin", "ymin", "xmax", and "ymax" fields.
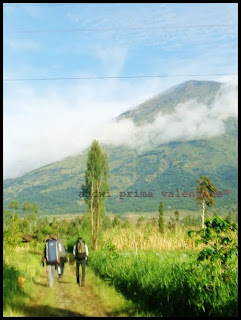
[
  {"xmin": 42, "ymin": 235, "xmax": 59, "ymax": 288},
  {"xmin": 73, "ymin": 237, "xmax": 88, "ymax": 286},
  {"xmin": 56, "ymin": 238, "xmax": 68, "ymax": 279}
]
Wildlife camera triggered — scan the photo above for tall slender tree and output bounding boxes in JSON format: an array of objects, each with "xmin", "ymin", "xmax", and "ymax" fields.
[
  {"xmin": 158, "ymin": 201, "xmax": 164, "ymax": 233},
  {"xmin": 195, "ymin": 175, "xmax": 219, "ymax": 229},
  {"xmin": 174, "ymin": 210, "xmax": 180, "ymax": 224},
  {"xmin": 82, "ymin": 140, "xmax": 109, "ymax": 250}
]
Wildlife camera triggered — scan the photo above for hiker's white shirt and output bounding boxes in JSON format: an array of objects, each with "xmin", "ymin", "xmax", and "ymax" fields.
[{"xmin": 73, "ymin": 244, "xmax": 88, "ymax": 256}]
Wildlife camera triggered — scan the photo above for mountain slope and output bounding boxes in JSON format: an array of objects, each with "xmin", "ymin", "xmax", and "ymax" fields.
[
  {"xmin": 3, "ymin": 81, "xmax": 238, "ymax": 215},
  {"xmin": 117, "ymin": 80, "xmax": 222, "ymax": 125}
]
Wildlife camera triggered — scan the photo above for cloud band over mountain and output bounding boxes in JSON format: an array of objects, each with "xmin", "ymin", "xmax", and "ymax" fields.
[
  {"xmin": 3, "ymin": 79, "xmax": 237, "ymax": 179},
  {"xmin": 95, "ymin": 80, "xmax": 237, "ymax": 149}
]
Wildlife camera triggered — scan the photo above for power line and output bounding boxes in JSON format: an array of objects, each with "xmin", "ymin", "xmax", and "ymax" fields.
[
  {"xmin": 3, "ymin": 3, "xmax": 102, "ymax": 7},
  {"xmin": 4, "ymin": 24, "xmax": 237, "ymax": 34},
  {"xmin": 3, "ymin": 73, "xmax": 238, "ymax": 82}
]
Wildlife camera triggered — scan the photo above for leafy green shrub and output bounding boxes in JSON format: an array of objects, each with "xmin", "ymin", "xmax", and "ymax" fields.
[
  {"xmin": 188, "ymin": 217, "xmax": 238, "ymax": 267},
  {"xmin": 3, "ymin": 210, "xmax": 22, "ymax": 247}
]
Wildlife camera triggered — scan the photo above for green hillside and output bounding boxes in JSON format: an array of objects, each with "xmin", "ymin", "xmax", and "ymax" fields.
[{"xmin": 3, "ymin": 81, "xmax": 238, "ymax": 215}]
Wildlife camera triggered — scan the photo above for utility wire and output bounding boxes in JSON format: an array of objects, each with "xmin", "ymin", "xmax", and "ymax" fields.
[
  {"xmin": 3, "ymin": 3, "xmax": 103, "ymax": 7},
  {"xmin": 4, "ymin": 24, "xmax": 237, "ymax": 34},
  {"xmin": 3, "ymin": 73, "xmax": 238, "ymax": 82}
]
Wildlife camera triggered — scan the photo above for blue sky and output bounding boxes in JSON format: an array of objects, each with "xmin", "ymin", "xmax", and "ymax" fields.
[{"xmin": 3, "ymin": 3, "xmax": 238, "ymax": 179}]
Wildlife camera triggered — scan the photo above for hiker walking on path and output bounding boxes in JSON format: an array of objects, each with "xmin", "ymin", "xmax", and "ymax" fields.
[
  {"xmin": 42, "ymin": 235, "xmax": 59, "ymax": 288},
  {"xmin": 73, "ymin": 237, "xmax": 88, "ymax": 286},
  {"xmin": 56, "ymin": 238, "xmax": 68, "ymax": 279}
]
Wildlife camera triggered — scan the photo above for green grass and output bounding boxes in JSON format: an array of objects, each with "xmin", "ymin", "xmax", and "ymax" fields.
[
  {"xmin": 3, "ymin": 243, "xmax": 43, "ymax": 316},
  {"xmin": 89, "ymin": 250, "xmax": 238, "ymax": 317}
]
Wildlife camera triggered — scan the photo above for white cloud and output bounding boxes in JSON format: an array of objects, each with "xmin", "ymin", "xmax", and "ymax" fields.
[
  {"xmin": 97, "ymin": 80, "xmax": 237, "ymax": 149},
  {"xmin": 210, "ymin": 78, "xmax": 238, "ymax": 120},
  {"xmin": 3, "ymin": 78, "xmax": 237, "ymax": 179},
  {"xmin": 3, "ymin": 75, "xmax": 168, "ymax": 179}
]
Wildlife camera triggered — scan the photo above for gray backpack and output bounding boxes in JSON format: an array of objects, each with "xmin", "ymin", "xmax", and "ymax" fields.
[{"xmin": 57, "ymin": 238, "xmax": 67, "ymax": 259}]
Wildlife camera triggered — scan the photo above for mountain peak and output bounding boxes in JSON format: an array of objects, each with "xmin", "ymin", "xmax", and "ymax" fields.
[{"xmin": 117, "ymin": 80, "xmax": 222, "ymax": 125}]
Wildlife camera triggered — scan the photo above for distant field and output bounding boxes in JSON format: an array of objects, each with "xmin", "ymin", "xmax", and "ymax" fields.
[
  {"xmin": 44, "ymin": 210, "xmax": 201, "ymax": 223},
  {"xmin": 43, "ymin": 213, "xmax": 84, "ymax": 221},
  {"xmin": 122, "ymin": 210, "xmax": 200, "ymax": 222}
]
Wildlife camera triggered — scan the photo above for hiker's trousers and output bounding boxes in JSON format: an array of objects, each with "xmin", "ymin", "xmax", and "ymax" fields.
[
  {"xmin": 46, "ymin": 263, "xmax": 56, "ymax": 287},
  {"xmin": 57, "ymin": 258, "xmax": 66, "ymax": 277},
  {"xmin": 76, "ymin": 259, "xmax": 86, "ymax": 285}
]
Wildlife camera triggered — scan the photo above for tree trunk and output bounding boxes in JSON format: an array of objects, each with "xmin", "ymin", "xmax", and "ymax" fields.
[
  {"xmin": 202, "ymin": 199, "xmax": 205, "ymax": 229},
  {"xmin": 90, "ymin": 181, "xmax": 95, "ymax": 249},
  {"xmin": 95, "ymin": 182, "xmax": 100, "ymax": 250}
]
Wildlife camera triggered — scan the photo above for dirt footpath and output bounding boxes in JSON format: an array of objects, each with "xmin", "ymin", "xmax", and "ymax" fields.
[{"xmin": 17, "ymin": 261, "xmax": 111, "ymax": 317}]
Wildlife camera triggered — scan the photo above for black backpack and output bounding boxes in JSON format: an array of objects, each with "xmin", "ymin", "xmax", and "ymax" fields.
[{"xmin": 75, "ymin": 239, "xmax": 86, "ymax": 260}]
